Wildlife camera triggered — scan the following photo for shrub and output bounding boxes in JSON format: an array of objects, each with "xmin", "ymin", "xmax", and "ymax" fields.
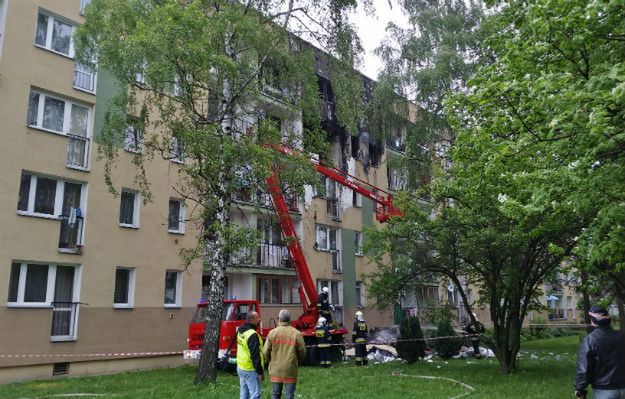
[
  {"xmin": 396, "ymin": 316, "xmax": 426, "ymax": 363},
  {"xmin": 434, "ymin": 317, "xmax": 462, "ymax": 359}
]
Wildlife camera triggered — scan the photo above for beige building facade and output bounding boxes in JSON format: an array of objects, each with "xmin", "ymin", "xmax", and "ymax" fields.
[{"xmin": 0, "ymin": 0, "xmax": 396, "ymax": 383}]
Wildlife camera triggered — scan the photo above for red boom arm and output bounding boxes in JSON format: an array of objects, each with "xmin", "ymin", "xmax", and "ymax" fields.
[{"xmin": 265, "ymin": 145, "xmax": 402, "ymax": 331}]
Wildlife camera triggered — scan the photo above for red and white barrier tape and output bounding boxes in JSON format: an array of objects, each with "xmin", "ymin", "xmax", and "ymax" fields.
[{"xmin": 0, "ymin": 351, "xmax": 182, "ymax": 359}]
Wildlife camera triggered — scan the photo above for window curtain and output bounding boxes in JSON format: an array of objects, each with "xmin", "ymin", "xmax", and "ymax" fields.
[
  {"xmin": 42, "ymin": 97, "xmax": 64, "ymax": 132},
  {"xmin": 24, "ymin": 264, "xmax": 49, "ymax": 302},
  {"xmin": 34, "ymin": 177, "xmax": 57, "ymax": 215},
  {"xmin": 119, "ymin": 191, "xmax": 135, "ymax": 224}
]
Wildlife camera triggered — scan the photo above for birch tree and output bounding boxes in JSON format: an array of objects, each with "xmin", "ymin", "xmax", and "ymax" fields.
[{"xmin": 75, "ymin": 0, "xmax": 365, "ymax": 384}]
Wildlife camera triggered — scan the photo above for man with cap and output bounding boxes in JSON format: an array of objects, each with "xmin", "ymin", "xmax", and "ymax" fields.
[
  {"xmin": 317, "ymin": 287, "xmax": 333, "ymax": 324},
  {"xmin": 574, "ymin": 306, "xmax": 625, "ymax": 399}
]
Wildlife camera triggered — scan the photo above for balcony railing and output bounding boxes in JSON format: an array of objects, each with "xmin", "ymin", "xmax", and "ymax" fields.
[
  {"xmin": 58, "ymin": 214, "xmax": 83, "ymax": 252},
  {"xmin": 232, "ymin": 190, "xmax": 300, "ymax": 213},
  {"xmin": 51, "ymin": 302, "xmax": 79, "ymax": 338},
  {"xmin": 232, "ymin": 243, "xmax": 292, "ymax": 268},
  {"xmin": 74, "ymin": 63, "xmax": 96, "ymax": 93},
  {"xmin": 386, "ymin": 137, "xmax": 406, "ymax": 152},
  {"xmin": 548, "ymin": 308, "xmax": 566, "ymax": 320},
  {"xmin": 66, "ymin": 134, "xmax": 90, "ymax": 168}
]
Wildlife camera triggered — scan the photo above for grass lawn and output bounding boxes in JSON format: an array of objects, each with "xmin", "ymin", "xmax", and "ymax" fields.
[{"xmin": 0, "ymin": 336, "xmax": 583, "ymax": 399}]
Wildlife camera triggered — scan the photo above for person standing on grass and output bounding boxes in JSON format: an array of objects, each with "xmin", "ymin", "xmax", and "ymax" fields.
[
  {"xmin": 353, "ymin": 311, "xmax": 368, "ymax": 366},
  {"xmin": 263, "ymin": 309, "xmax": 306, "ymax": 399},
  {"xmin": 236, "ymin": 311, "xmax": 264, "ymax": 399},
  {"xmin": 463, "ymin": 313, "xmax": 485, "ymax": 359},
  {"xmin": 316, "ymin": 316, "xmax": 332, "ymax": 367},
  {"xmin": 574, "ymin": 306, "xmax": 625, "ymax": 399}
]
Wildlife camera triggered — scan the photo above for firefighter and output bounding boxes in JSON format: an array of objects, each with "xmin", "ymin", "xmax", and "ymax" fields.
[
  {"xmin": 353, "ymin": 311, "xmax": 368, "ymax": 366},
  {"xmin": 317, "ymin": 287, "xmax": 333, "ymax": 324},
  {"xmin": 315, "ymin": 316, "xmax": 332, "ymax": 367}
]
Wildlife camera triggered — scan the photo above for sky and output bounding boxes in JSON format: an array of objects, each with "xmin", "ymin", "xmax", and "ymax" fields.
[{"xmin": 350, "ymin": 0, "xmax": 409, "ymax": 80}]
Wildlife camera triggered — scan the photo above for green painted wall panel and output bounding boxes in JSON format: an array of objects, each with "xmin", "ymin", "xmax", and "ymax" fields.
[
  {"xmin": 341, "ymin": 229, "xmax": 357, "ymax": 307},
  {"xmin": 93, "ymin": 69, "xmax": 122, "ymax": 138}
]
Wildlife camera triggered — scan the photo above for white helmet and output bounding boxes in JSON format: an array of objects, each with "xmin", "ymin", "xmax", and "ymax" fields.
[
  {"xmin": 355, "ymin": 311, "xmax": 363, "ymax": 320},
  {"xmin": 317, "ymin": 317, "xmax": 327, "ymax": 327},
  {"xmin": 322, "ymin": 287, "xmax": 329, "ymax": 294}
]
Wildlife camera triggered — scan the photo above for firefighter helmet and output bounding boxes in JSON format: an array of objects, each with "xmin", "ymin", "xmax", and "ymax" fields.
[
  {"xmin": 322, "ymin": 287, "xmax": 329, "ymax": 294},
  {"xmin": 317, "ymin": 317, "xmax": 327, "ymax": 327},
  {"xmin": 355, "ymin": 311, "xmax": 363, "ymax": 320}
]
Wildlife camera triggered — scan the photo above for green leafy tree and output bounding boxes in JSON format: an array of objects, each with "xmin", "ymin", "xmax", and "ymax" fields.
[
  {"xmin": 75, "ymin": 0, "xmax": 364, "ymax": 384},
  {"xmin": 434, "ymin": 317, "xmax": 461, "ymax": 359},
  {"xmin": 396, "ymin": 316, "xmax": 426, "ymax": 363}
]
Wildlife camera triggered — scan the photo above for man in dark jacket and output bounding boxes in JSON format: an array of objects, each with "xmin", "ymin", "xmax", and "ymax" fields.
[
  {"xmin": 574, "ymin": 306, "xmax": 625, "ymax": 399},
  {"xmin": 464, "ymin": 313, "xmax": 485, "ymax": 358},
  {"xmin": 353, "ymin": 311, "xmax": 368, "ymax": 366},
  {"xmin": 237, "ymin": 311, "xmax": 264, "ymax": 399},
  {"xmin": 316, "ymin": 316, "xmax": 332, "ymax": 367}
]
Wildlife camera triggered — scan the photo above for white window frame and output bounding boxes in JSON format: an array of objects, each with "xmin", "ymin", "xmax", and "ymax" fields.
[
  {"xmin": 34, "ymin": 10, "xmax": 76, "ymax": 58},
  {"xmin": 356, "ymin": 281, "xmax": 365, "ymax": 308},
  {"xmin": 27, "ymin": 89, "xmax": 92, "ymax": 138},
  {"xmin": 123, "ymin": 123, "xmax": 143, "ymax": 153},
  {"xmin": 113, "ymin": 267, "xmax": 136, "ymax": 309},
  {"xmin": 318, "ymin": 279, "xmax": 343, "ymax": 306},
  {"xmin": 352, "ymin": 190, "xmax": 362, "ymax": 208},
  {"xmin": 164, "ymin": 270, "xmax": 182, "ymax": 308},
  {"xmin": 7, "ymin": 262, "xmax": 81, "ymax": 308},
  {"xmin": 119, "ymin": 189, "xmax": 140, "ymax": 228},
  {"xmin": 354, "ymin": 231, "xmax": 363, "ymax": 256},
  {"xmin": 73, "ymin": 61, "xmax": 97, "ymax": 94},
  {"xmin": 315, "ymin": 225, "xmax": 339, "ymax": 251},
  {"xmin": 0, "ymin": 0, "xmax": 8, "ymax": 58},
  {"xmin": 167, "ymin": 198, "xmax": 185, "ymax": 234},
  {"xmin": 17, "ymin": 172, "xmax": 86, "ymax": 220},
  {"xmin": 171, "ymin": 136, "xmax": 185, "ymax": 163},
  {"xmin": 79, "ymin": 0, "xmax": 91, "ymax": 15}
]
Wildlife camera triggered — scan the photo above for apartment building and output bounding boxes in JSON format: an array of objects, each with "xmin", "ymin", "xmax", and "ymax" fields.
[{"xmin": 0, "ymin": 0, "xmax": 398, "ymax": 382}]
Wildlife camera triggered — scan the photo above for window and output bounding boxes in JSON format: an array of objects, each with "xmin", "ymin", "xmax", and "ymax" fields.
[
  {"xmin": 257, "ymin": 276, "xmax": 300, "ymax": 304},
  {"xmin": 17, "ymin": 172, "xmax": 84, "ymax": 219},
  {"xmin": 354, "ymin": 231, "xmax": 363, "ymax": 256},
  {"xmin": 113, "ymin": 267, "xmax": 135, "ymax": 308},
  {"xmin": 164, "ymin": 270, "xmax": 182, "ymax": 307},
  {"xmin": 315, "ymin": 225, "xmax": 341, "ymax": 271},
  {"xmin": 317, "ymin": 279, "xmax": 343, "ymax": 323},
  {"xmin": 7, "ymin": 262, "xmax": 79, "ymax": 307},
  {"xmin": 314, "ymin": 175, "xmax": 327, "ymax": 198},
  {"xmin": 356, "ymin": 281, "xmax": 365, "ymax": 307},
  {"xmin": 35, "ymin": 12, "xmax": 75, "ymax": 57},
  {"xmin": 123, "ymin": 122, "xmax": 143, "ymax": 153},
  {"xmin": 27, "ymin": 90, "xmax": 90, "ymax": 136},
  {"xmin": 79, "ymin": 0, "xmax": 92, "ymax": 15},
  {"xmin": 352, "ymin": 190, "xmax": 362, "ymax": 208},
  {"xmin": 416, "ymin": 285, "xmax": 440, "ymax": 308},
  {"xmin": 0, "ymin": 0, "xmax": 8, "ymax": 58},
  {"xmin": 171, "ymin": 135, "xmax": 185, "ymax": 163},
  {"xmin": 168, "ymin": 198, "xmax": 185, "ymax": 234},
  {"xmin": 74, "ymin": 62, "xmax": 97, "ymax": 93},
  {"xmin": 119, "ymin": 189, "xmax": 140, "ymax": 228}
]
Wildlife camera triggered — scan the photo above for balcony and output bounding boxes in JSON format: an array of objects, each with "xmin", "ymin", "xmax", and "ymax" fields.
[
  {"xmin": 386, "ymin": 136, "xmax": 406, "ymax": 153},
  {"xmin": 66, "ymin": 134, "xmax": 90, "ymax": 169},
  {"xmin": 51, "ymin": 302, "xmax": 79, "ymax": 340},
  {"xmin": 232, "ymin": 190, "xmax": 300, "ymax": 213},
  {"xmin": 74, "ymin": 62, "xmax": 96, "ymax": 93},
  {"xmin": 58, "ymin": 213, "xmax": 84, "ymax": 253},
  {"xmin": 232, "ymin": 243, "xmax": 293, "ymax": 269},
  {"xmin": 548, "ymin": 308, "xmax": 566, "ymax": 320}
]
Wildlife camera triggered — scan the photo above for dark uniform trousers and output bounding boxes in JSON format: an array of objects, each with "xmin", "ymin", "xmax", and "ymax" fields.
[
  {"xmin": 316, "ymin": 326, "xmax": 332, "ymax": 367},
  {"xmin": 353, "ymin": 320, "xmax": 368, "ymax": 366}
]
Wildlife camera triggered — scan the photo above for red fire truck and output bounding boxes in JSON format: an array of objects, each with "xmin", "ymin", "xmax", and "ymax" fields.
[{"xmin": 183, "ymin": 146, "xmax": 401, "ymax": 364}]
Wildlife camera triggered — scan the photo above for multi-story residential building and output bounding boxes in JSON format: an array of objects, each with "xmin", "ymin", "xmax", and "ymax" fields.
[{"xmin": 0, "ymin": 0, "xmax": 399, "ymax": 382}]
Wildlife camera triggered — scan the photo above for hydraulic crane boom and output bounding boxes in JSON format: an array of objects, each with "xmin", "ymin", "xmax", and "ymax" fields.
[{"xmin": 266, "ymin": 145, "xmax": 402, "ymax": 332}]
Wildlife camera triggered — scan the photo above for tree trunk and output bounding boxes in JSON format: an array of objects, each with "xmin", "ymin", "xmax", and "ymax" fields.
[
  {"xmin": 580, "ymin": 270, "xmax": 592, "ymax": 325},
  {"xmin": 494, "ymin": 316, "xmax": 522, "ymax": 374}
]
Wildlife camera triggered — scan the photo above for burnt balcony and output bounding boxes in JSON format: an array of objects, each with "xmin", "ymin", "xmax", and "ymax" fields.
[{"xmin": 232, "ymin": 190, "xmax": 300, "ymax": 213}]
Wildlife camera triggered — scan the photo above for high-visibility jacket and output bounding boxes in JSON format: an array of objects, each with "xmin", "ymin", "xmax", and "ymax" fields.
[
  {"xmin": 353, "ymin": 320, "xmax": 368, "ymax": 343},
  {"xmin": 237, "ymin": 324, "xmax": 264, "ymax": 374}
]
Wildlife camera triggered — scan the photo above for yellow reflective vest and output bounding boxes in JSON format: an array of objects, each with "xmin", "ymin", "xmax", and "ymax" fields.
[{"xmin": 237, "ymin": 328, "xmax": 264, "ymax": 372}]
